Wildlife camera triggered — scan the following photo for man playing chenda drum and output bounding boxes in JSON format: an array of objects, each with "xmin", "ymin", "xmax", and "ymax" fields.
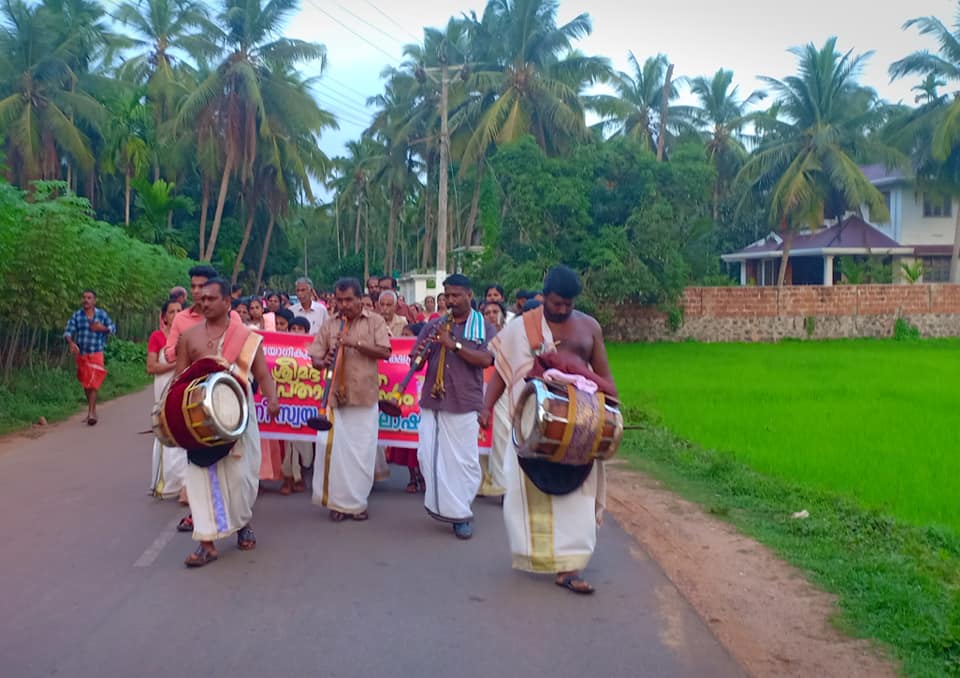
[
  {"xmin": 480, "ymin": 265, "xmax": 616, "ymax": 594},
  {"xmin": 174, "ymin": 277, "xmax": 281, "ymax": 567}
]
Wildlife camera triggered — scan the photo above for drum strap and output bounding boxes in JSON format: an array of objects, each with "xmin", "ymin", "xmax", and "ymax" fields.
[
  {"xmin": 550, "ymin": 384, "xmax": 579, "ymax": 463},
  {"xmin": 234, "ymin": 332, "xmax": 263, "ymax": 382},
  {"xmin": 523, "ymin": 307, "xmax": 545, "ymax": 356}
]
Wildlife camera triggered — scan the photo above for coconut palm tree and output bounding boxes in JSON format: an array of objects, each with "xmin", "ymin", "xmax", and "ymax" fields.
[
  {"xmin": 737, "ymin": 37, "xmax": 899, "ymax": 286},
  {"xmin": 890, "ymin": 8, "xmax": 960, "ymax": 281},
  {"xmin": 368, "ymin": 70, "xmax": 423, "ymax": 274},
  {"xmin": 102, "ymin": 90, "xmax": 151, "ymax": 224},
  {"xmin": 688, "ymin": 69, "xmax": 765, "ymax": 220},
  {"xmin": 591, "ymin": 53, "xmax": 684, "ymax": 153},
  {"xmin": 0, "ymin": 0, "xmax": 106, "ymax": 187},
  {"xmin": 176, "ymin": 0, "xmax": 327, "ymax": 262},
  {"xmin": 457, "ymin": 0, "xmax": 609, "ymax": 170},
  {"xmin": 231, "ymin": 65, "xmax": 334, "ymax": 283},
  {"xmin": 114, "ymin": 0, "xmax": 216, "ymax": 178}
]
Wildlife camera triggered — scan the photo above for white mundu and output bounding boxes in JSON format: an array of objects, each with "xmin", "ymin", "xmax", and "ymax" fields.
[
  {"xmin": 418, "ymin": 409, "xmax": 482, "ymax": 522},
  {"xmin": 493, "ymin": 310, "xmax": 605, "ymax": 573},
  {"xmin": 312, "ymin": 405, "xmax": 379, "ymax": 514},
  {"xmin": 150, "ymin": 349, "xmax": 186, "ymax": 498},
  {"xmin": 184, "ymin": 336, "xmax": 262, "ymax": 542}
]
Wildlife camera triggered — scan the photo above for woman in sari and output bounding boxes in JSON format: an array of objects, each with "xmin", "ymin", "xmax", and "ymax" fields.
[{"xmin": 147, "ymin": 299, "xmax": 188, "ymax": 501}]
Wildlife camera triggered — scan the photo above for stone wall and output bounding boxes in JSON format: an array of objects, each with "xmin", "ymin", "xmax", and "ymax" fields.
[{"xmin": 605, "ymin": 284, "xmax": 960, "ymax": 342}]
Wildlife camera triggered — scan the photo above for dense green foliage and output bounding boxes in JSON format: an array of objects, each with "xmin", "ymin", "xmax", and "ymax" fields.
[
  {"xmin": 0, "ymin": 179, "xmax": 192, "ymax": 375},
  {"xmin": 471, "ymin": 136, "xmax": 716, "ymax": 307},
  {"xmin": 0, "ymin": 0, "xmax": 955, "ymax": 300}
]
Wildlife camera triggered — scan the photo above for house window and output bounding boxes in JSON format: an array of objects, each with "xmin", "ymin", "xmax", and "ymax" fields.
[
  {"xmin": 921, "ymin": 256, "xmax": 950, "ymax": 282},
  {"xmin": 923, "ymin": 194, "xmax": 952, "ymax": 218},
  {"xmin": 882, "ymin": 190, "xmax": 891, "ymax": 219}
]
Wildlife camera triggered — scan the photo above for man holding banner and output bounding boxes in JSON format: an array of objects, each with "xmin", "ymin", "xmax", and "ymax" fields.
[
  {"xmin": 415, "ymin": 274, "xmax": 496, "ymax": 540},
  {"xmin": 309, "ymin": 278, "xmax": 391, "ymax": 522}
]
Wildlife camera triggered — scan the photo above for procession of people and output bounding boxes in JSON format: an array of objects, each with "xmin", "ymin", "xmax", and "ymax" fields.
[{"xmin": 67, "ymin": 263, "xmax": 618, "ymax": 594}]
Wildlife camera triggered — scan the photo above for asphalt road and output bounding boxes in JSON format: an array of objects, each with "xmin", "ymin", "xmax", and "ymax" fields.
[{"xmin": 0, "ymin": 388, "xmax": 743, "ymax": 678}]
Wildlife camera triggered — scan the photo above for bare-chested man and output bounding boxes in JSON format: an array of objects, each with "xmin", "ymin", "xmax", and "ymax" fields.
[
  {"xmin": 480, "ymin": 265, "xmax": 616, "ymax": 594},
  {"xmin": 175, "ymin": 277, "xmax": 280, "ymax": 567}
]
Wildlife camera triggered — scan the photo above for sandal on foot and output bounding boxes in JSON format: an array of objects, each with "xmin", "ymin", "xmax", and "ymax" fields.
[
  {"xmin": 351, "ymin": 511, "xmax": 369, "ymax": 521},
  {"xmin": 237, "ymin": 525, "xmax": 256, "ymax": 550},
  {"xmin": 329, "ymin": 510, "xmax": 349, "ymax": 522},
  {"xmin": 184, "ymin": 546, "xmax": 218, "ymax": 568},
  {"xmin": 87, "ymin": 416, "xmax": 98, "ymax": 426},
  {"xmin": 292, "ymin": 480, "xmax": 306, "ymax": 493},
  {"xmin": 279, "ymin": 480, "xmax": 292, "ymax": 496},
  {"xmin": 176, "ymin": 514, "xmax": 193, "ymax": 532},
  {"xmin": 555, "ymin": 575, "xmax": 594, "ymax": 595},
  {"xmin": 237, "ymin": 525, "xmax": 257, "ymax": 551},
  {"xmin": 405, "ymin": 481, "xmax": 418, "ymax": 494}
]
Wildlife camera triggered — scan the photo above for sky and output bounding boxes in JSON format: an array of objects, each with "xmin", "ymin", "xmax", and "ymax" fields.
[{"xmin": 283, "ymin": 0, "xmax": 959, "ymax": 165}]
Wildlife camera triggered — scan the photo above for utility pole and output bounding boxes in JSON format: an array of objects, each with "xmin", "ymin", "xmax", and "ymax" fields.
[
  {"xmin": 437, "ymin": 58, "xmax": 450, "ymax": 286},
  {"xmin": 417, "ymin": 46, "xmax": 468, "ymax": 288}
]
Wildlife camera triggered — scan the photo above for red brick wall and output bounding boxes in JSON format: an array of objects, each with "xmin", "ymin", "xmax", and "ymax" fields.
[
  {"xmin": 605, "ymin": 284, "xmax": 960, "ymax": 342},
  {"xmin": 681, "ymin": 284, "xmax": 960, "ymax": 317}
]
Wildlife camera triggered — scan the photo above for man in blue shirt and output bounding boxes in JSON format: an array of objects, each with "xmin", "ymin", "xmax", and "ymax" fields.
[{"xmin": 64, "ymin": 289, "xmax": 116, "ymax": 425}]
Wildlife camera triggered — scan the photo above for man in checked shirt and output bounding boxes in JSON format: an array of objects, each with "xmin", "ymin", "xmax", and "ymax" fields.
[{"xmin": 64, "ymin": 289, "xmax": 117, "ymax": 426}]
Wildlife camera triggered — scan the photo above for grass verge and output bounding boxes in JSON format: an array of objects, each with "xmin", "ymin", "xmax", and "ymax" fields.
[
  {"xmin": 0, "ymin": 339, "xmax": 151, "ymax": 435},
  {"xmin": 620, "ymin": 421, "xmax": 960, "ymax": 677}
]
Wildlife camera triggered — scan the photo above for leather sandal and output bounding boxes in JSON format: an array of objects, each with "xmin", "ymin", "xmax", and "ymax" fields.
[
  {"xmin": 237, "ymin": 525, "xmax": 257, "ymax": 550},
  {"xmin": 184, "ymin": 545, "xmax": 218, "ymax": 568}
]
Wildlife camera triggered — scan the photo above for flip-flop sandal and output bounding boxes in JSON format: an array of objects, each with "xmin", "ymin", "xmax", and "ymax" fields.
[
  {"xmin": 405, "ymin": 482, "xmax": 418, "ymax": 494},
  {"xmin": 556, "ymin": 575, "xmax": 595, "ymax": 595},
  {"xmin": 329, "ymin": 510, "xmax": 349, "ymax": 522},
  {"xmin": 176, "ymin": 515, "xmax": 194, "ymax": 532},
  {"xmin": 87, "ymin": 417, "xmax": 97, "ymax": 426},
  {"xmin": 184, "ymin": 546, "xmax": 218, "ymax": 568},
  {"xmin": 292, "ymin": 480, "xmax": 306, "ymax": 493},
  {"xmin": 351, "ymin": 511, "xmax": 369, "ymax": 521},
  {"xmin": 237, "ymin": 525, "xmax": 257, "ymax": 550}
]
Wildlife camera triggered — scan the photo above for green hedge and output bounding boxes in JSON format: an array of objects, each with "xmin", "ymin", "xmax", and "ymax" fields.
[
  {"xmin": 0, "ymin": 181, "xmax": 194, "ymax": 331},
  {"xmin": 0, "ymin": 180, "xmax": 196, "ymax": 377}
]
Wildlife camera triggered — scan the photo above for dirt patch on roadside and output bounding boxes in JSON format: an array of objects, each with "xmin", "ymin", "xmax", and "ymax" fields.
[{"xmin": 605, "ymin": 465, "xmax": 898, "ymax": 678}]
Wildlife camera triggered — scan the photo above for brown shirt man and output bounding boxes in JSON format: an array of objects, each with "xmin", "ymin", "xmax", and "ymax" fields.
[{"xmin": 309, "ymin": 308, "xmax": 391, "ymax": 408}]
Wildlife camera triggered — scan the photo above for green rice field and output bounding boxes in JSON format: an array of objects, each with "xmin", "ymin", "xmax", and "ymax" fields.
[{"xmin": 609, "ymin": 339, "xmax": 960, "ymax": 534}]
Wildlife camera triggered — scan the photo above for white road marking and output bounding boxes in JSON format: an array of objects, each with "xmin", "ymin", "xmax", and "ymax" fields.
[{"xmin": 134, "ymin": 516, "xmax": 184, "ymax": 567}]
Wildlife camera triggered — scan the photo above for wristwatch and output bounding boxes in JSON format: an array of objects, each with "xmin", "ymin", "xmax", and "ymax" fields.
[{"xmin": 454, "ymin": 341, "xmax": 463, "ymax": 353}]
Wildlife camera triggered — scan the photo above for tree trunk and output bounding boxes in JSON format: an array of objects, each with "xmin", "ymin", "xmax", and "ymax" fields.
[
  {"xmin": 384, "ymin": 187, "xmax": 400, "ymax": 275},
  {"xmin": 464, "ymin": 159, "xmax": 484, "ymax": 247},
  {"xmin": 232, "ymin": 194, "xmax": 258, "ymax": 284},
  {"xmin": 198, "ymin": 179, "xmax": 210, "ymax": 260},
  {"xmin": 951, "ymin": 202, "xmax": 960, "ymax": 283},
  {"xmin": 124, "ymin": 172, "xmax": 131, "ymax": 226},
  {"xmin": 205, "ymin": 149, "xmax": 235, "ymax": 262},
  {"xmin": 363, "ymin": 202, "xmax": 370, "ymax": 281},
  {"xmin": 353, "ymin": 197, "xmax": 363, "ymax": 254},
  {"xmin": 657, "ymin": 63, "xmax": 674, "ymax": 162},
  {"xmin": 712, "ymin": 179, "xmax": 720, "ymax": 222},
  {"xmin": 255, "ymin": 212, "xmax": 276, "ymax": 291},
  {"xmin": 421, "ymin": 181, "xmax": 434, "ymax": 270},
  {"xmin": 777, "ymin": 229, "xmax": 794, "ymax": 287}
]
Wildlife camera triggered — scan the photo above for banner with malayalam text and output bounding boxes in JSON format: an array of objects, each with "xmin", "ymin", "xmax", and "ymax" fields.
[{"xmin": 254, "ymin": 332, "xmax": 493, "ymax": 449}]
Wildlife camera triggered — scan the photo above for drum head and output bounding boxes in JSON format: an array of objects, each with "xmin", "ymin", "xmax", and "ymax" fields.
[
  {"xmin": 211, "ymin": 380, "xmax": 243, "ymax": 431},
  {"xmin": 516, "ymin": 390, "xmax": 540, "ymax": 447}
]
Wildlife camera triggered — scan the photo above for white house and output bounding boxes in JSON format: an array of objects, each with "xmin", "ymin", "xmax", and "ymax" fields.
[{"xmin": 722, "ymin": 164, "xmax": 957, "ymax": 285}]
